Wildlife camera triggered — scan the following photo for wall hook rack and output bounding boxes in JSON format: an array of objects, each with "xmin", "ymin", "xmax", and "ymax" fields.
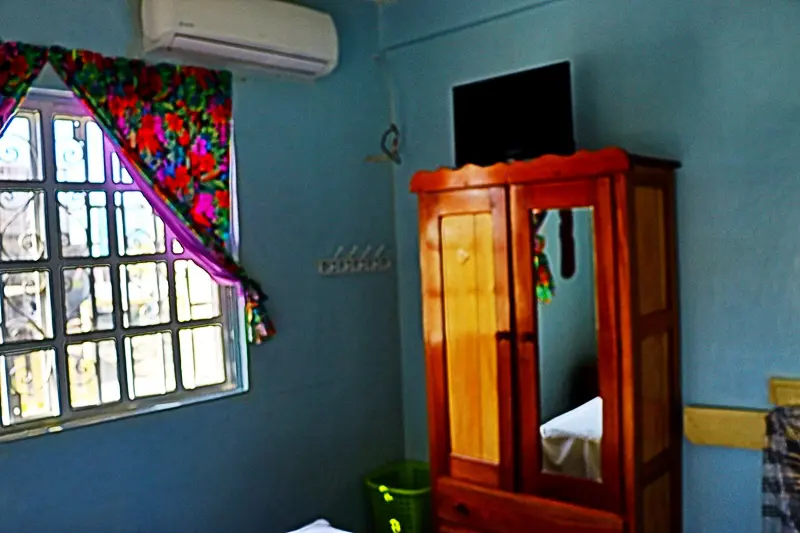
[{"xmin": 317, "ymin": 245, "xmax": 393, "ymax": 276}]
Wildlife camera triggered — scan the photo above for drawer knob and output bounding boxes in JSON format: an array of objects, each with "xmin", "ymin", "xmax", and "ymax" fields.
[{"xmin": 454, "ymin": 503, "xmax": 470, "ymax": 516}]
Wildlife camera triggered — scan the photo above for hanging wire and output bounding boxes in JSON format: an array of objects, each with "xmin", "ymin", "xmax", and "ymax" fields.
[{"xmin": 365, "ymin": 3, "xmax": 403, "ymax": 166}]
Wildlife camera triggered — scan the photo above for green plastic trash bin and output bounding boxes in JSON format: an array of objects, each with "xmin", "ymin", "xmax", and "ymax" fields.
[{"xmin": 365, "ymin": 461, "xmax": 431, "ymax": 533}]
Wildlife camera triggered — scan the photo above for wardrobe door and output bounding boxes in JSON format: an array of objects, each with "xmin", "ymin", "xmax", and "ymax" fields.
[
  {"xmin": 418, "ymin": 187, "xmax": 515, "ymax": 491},
  {"xmin": 509, "ymin": 177, "xmax": 622, "ymax": 513}
]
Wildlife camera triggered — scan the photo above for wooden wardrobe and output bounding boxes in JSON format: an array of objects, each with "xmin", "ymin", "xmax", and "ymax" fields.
[{"xmin": 410, "ymin": 148, "xmax": 681, "ymax": 533}]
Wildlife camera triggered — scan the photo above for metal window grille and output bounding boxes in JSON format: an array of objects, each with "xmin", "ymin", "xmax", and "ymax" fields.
[{"xmin": 0, "ymin": 89, "xmax": 247, "ymax": 442}]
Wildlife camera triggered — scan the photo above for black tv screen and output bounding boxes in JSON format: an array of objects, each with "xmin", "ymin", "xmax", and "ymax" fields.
[{"xmin": 453, "ymin": 61, "xmax": 575, "ymax": 168}]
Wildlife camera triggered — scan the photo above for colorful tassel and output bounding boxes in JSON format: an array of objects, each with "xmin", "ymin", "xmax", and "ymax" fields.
[{"xmin": 534, "ymin": 235, "xmax": 555, "ymax": 304}]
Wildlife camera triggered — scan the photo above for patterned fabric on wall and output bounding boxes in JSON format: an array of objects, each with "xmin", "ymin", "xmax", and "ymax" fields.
[
  {"xmin": 764, "ymin": 406, "xmax": 800, "ymax": 532},
  {"xmin": 0, "ymin": 42, "xmax": 48, "ymax": 131}
]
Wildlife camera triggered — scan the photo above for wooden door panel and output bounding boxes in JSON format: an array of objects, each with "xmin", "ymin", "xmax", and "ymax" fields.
[
  {"xmin": 441, "ymin": 213, "xmax": 500, "ymax": 464},
  {"xmin": 640, "ymin": 333, "xmax": 671, "ymax": 463},
  {"xmin": 633, "ymin": 186, "xmax": 668, "ymax": 315},
  {"xmin": 417, "ymin": 188, "xmax": 514, "ymax": 491},
  {"xmin": 642, "ymin": 474, "xmax": 671, "ymax": 533}
]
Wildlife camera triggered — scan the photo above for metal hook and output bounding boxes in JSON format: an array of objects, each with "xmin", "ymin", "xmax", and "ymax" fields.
[{"xmin": 381, "ymin": 124, "xmax": 402, "ymax": 165}]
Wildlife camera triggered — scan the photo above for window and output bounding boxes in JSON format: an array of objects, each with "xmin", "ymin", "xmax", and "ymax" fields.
[{"xmin": 0, "ymin": 90, "xmax": 247, "ymax": 441}]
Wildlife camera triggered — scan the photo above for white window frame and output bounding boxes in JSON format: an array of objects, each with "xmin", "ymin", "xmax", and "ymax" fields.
[{"xmin": 0, "ymin": 88, "xmax": 248, "ymax": 443}]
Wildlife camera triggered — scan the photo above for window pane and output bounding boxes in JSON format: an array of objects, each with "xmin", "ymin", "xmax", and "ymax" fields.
[
  {"xmin": 54, "ymin": 117, "xmax": 89, "ymax": 184},
  {"xmin": 85, "ymin": 121, "xmax": 105, "ymax": 184},
  {"xmin": 67, "ymin": 340, "xmax": 120, "ymax": 408},
  {"xmin": 0, "ymin": 270, "xmax": 53, "ymax": 344},
  {"xmin": 114, "ymin": 191, "xmax": 165, "ymax": 256},
  {"xmin": 57, "ymin": 191, "xmax": 109, "ymax": 258},
  {"xmin": 0, "ymin": 112, "xmax": 42, "ymax": 182},
  {"xmin": 0, "ymin": 97, "xmax": 242, "ymax": 439},
  {"xmin": 1, "ymin": 348, "xmax": 59, "ymax": 425},
  {"xmin": 175, "ymin": 259, "xmax": 221, "ymax": 322},
  {"xmin": 110, "ymin": 152, "xmax": 133, "ymax": 185},
  {"xmin": 124, "ymin": 332, "xmax": 176, "ymax": 398},
  {"xmin": 180, "ymin": 325, "xmax": 226, "ymax": 389},
  {"xmin": 119, "ymin": 262, "xmax": 170, "ymax": 328},
  {"xmin": 0, "ymin": 190, "xmax": 48, "ymax": 262},
  {"xmin": 63, "ymin": 266, "xmax": 114, "ymax": 334}
]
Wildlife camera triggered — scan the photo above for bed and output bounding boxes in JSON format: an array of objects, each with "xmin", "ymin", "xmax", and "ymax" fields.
[
  {"xmin": 287, "ymin": 519, "xmax": 351, "ymax": 533},
  {"xmin": 540, "ymin": 396, "xmax": 603, "ymax": 482}
]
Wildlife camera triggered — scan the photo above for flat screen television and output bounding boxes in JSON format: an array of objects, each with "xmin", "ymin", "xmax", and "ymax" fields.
[{"xmin": 453, "ymin": 61, "xmax": 575, "ymax": 168}]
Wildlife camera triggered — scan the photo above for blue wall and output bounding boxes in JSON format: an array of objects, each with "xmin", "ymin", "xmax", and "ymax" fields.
[
  {"xmin": 537, "ymin": 209, "xmax": 597, "ymax": 422},
  {"xmin": 383, "ymin": 1, "xmax": 800, "ymax": 531},
  {"xmin": 0, "ymin": 1, "xmax": 403, "ymax": 532}
]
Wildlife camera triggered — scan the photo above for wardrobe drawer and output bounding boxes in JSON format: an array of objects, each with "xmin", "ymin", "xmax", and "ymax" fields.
[
  {"xmin": 436, "ymin": 477, "xmax": 625, "ymax": 533},
  {"xmin": 439, "ymin": 522, "xmax": 482, "ymax": 533}
]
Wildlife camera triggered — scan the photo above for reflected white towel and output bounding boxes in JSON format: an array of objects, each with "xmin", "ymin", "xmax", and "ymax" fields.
[
  {"xmin": 540, "ymin": 396, "xmax": 603, "ymax": 441},
  {"xmin": 539, "ymin": 397, "xmax": 603, "ymax": 481},
  {"xmin": 287, "ymin": 519, "xmax": 351, "ymax": 533}
]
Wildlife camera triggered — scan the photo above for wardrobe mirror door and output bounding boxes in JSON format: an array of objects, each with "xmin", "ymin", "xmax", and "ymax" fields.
[{"xmin": 532, "ymin": 207, "xmax": 602, "ymax": 482}]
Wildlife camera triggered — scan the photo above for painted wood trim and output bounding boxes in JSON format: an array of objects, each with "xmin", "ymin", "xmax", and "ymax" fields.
[
  {"xmin": 683, "ymin": 406, "xmax": 766, "ymax": 450},
  {"xmin": 769, "ymin": 377, "xmax": 800, "ymax": 407},
  {"xmin": 685, "ymin": 378, "xmax": 800, "ymax": 450},
  {"xmin": 410, "ymin": 148, "xmax": 679, "ymax": 193}
]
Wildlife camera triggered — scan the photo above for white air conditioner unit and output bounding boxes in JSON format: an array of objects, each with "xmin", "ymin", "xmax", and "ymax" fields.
[{"xmin": 140, "ymin": 0, "xmax": 338, "ymax": 80}]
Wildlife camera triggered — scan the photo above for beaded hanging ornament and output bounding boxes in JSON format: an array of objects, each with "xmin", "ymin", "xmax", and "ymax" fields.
[
  {"xmin": 532, "ymin": 211, "xmax": 555, "ymax": 304},
  {"xmin": 534, "ymin": 235, "xmax": 554, "ymax": 303}
]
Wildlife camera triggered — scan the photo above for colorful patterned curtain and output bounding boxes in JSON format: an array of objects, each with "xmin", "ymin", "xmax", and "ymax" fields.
[
  {"xmin": 0, "ymin": 42, "xmax": 48, "ymax": 131},
  {"xmin": 8, "ymin": 45, "xmax": 274, "ymax": 344}
]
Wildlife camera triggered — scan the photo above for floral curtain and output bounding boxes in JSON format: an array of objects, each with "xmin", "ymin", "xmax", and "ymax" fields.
[
  {"xmin": 0, "ymin": 42, "xmax": 48, "ymax": 131},
  {"xmin": 0, "ymin": 42, "xmax": 274, "ymax": 343}
]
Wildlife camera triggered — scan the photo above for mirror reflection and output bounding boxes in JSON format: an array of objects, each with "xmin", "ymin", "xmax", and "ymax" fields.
[{"xmin": 533, "ymin": 208, "xmax": 601, "ymax": 482}]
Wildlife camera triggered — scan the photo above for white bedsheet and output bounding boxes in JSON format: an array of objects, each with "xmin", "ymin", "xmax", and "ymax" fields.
[
  {"xmin": 287, "ymin": 519, "xmax": 351, "ymax": 533},
  {"xmin": 539, "ymin": 397, "xmax": 602, "ymax": 481}
]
